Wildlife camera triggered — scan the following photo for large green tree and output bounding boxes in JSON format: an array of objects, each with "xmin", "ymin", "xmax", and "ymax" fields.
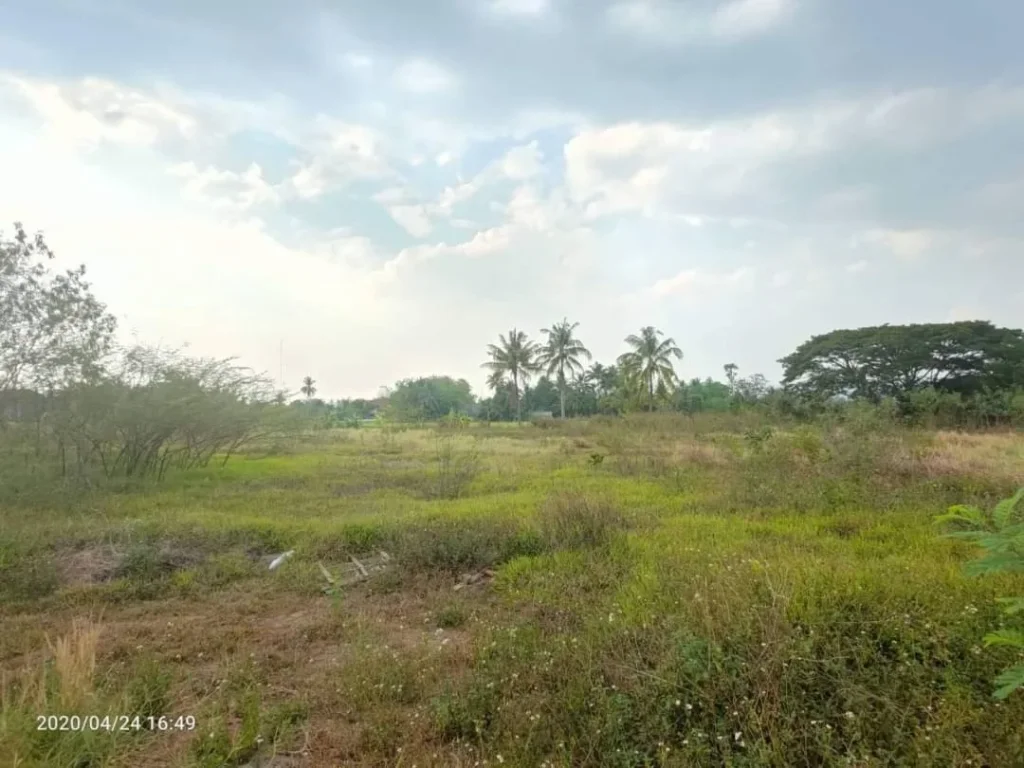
[
  {"xmin": 482, "ymin": 328, "xmax": 539, "ymax": 422},
  {"xmin": 674, "ymin": 377, "xmax": 733, "ymax": 414},
  {"xmin": 387, "ymin": 376, "xmax": 475, "ymax": 421},
  {"xmin": 537, "ymin": 318, "xmax": 592, "ymax": 418},
  {"xmin": 617, "ymin": 326, "xmax": 683, "ymax": 412},
  {"xmin": 1, "ymin": 223, "xmax": 117, "ymax": 399},
  {"xmin": 523, "ymin": 376, "xmax": 560, "ymax": 415},
  {"xmin": 779, "ymin": 321, "xmax": 1024, "ymax": 401}
]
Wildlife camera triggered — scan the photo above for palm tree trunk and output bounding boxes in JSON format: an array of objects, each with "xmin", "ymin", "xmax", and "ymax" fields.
[
  {"xmin": 648, "ymin": 377, "xmax": 654, "ymax": 412},
  {"xmin": 513, "ymin": 373, "xmax": 521, "ymax": 422},
  {"xmin": 559, "ymin": 366, "xmax": 566, "ymax": 419}
]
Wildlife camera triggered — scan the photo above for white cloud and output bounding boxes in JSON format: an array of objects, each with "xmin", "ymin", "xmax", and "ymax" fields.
[
  {"xmin": 373, "ymin": 186, "xmax": 414, "ymax": 205},
  {"xmin": 948, "ymin": 306, "xmax": 983, "ymax": 322},
  {"xmin": 344, "ymin": 53, "xmax": 374, "ymax": 71},
  {"xmin": 606, "ymin": 0, "xmax": 794, "ymax": 45},
  {"xmin": 650, "ymin": 266, "xmax": 754, "ymax": 298},
  {"xmin": 861, "ymin": 229, "xmax": 935, "ymax": 260},
  {"xmin": 393, "ymin": 58, "xmax": 458, "ymax": 94},
  {"xmin": 500, "ymin": 140, "xmax": 544, "ymax": 180},
  {"xmin": 289, "ymin": 162, "xmax": 329, "ymax": 199},
  {"xmin": 168, "ymin": 161, "xmax": 279, "ymax": 212},
  {"xmin": 0, "ymin": 124, "xmax": 403, "ymax": 395},
  {"xmin": 562, "ymin": 86, "xmax": 1024, "ymax": 224},
  {"xmin": 1, "ymin": 73, "xmax": 197, "ymax": 150},
  {"xmin": 845, "ymin": 259, "xmax": 869, "ymax": 273},
  {"xmin": 488, "ymin": 0, "xmax": 550, "ymax": 16},
  {"xmin": 710, "ymin": 0, "xmax": 795, "ymax": 41},
  {"xmin": 284, "ymin": 120, "xmax": 394, "ymax": 198},
  {"xmin": 383, "ymin": 140, "xmax": 549, "ymax": 231},
  {"xmin": 388, "ymin": 205, "xmax": 434, "ymax": 238},
  {"xmin": 456, "ymin": 224, "xmax": 515, "ymax": 258},
  {"xmin": 503, "ymin": 184, "xmax": 575, "ymax": 232}
]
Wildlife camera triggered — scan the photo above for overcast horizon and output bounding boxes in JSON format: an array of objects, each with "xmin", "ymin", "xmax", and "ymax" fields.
[{"xmin": 2, "ymin": 0, "xmax": 1022, "ymax": 400}]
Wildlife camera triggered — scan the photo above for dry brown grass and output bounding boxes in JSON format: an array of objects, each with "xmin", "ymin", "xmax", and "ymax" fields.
[
  {"xmin": 2, "ymin": 616, "xmax": 102, "ymax": 713},
  {"xmin": 47, "ymin": 617, "xmax": 102, "ymax": 710},
  {"xmin": 670, "ymin": 439, "xmax": 733, "ymax": 468},
  {"xmin": 894, "ymin": 430, "xmax": 1024, "ymax": 487}
]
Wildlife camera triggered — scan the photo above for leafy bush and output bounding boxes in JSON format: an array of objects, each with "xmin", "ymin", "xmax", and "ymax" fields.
[{"xmin": 937, "ymin": 487, "xmax": 1024, "ymax": 698}]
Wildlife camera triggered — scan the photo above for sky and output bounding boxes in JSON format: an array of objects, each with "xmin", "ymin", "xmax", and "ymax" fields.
[{"xmin": 1, "ymin": 0, "xmax": 1022, "ymax": 400}]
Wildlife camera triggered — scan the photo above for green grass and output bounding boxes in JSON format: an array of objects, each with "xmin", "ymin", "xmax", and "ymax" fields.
[{"xmin": 2, "ymin": 417, "xmax": 1023, "ymax": 766}]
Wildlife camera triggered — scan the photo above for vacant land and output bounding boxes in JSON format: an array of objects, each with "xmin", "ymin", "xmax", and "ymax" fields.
[{"xmin": 2, "ymin": 413, "xmax": 1024, "ymax": 767}]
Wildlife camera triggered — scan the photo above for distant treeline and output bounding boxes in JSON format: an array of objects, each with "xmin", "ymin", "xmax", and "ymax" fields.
[{"xmin": 4, "ymin": 221, "xmax": 1024, "ymax": 496}]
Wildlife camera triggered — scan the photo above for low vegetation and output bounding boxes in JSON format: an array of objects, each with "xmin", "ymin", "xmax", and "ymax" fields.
[
  {"xmin": 3, "ymin": 222, "xmax": 1024, "ymax": 766},
  {"xmin": 2, "ymin": 412, "xmax": 1023, "ymax": 766}
]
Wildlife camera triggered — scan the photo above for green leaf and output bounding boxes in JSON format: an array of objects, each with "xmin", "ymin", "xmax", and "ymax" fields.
[
  {"xmin": 935, "ymin": 505, "xmax": 985, "ymax": 529},
  {"xmin": 996, "ymin": 596, "xmax": 1024, "ymax": 616},
  {"xmin": 992, "ymin": 663, "xmax": 1024, "ymax": 700},
  {"xmin": 993, "ymin": 487, "xmax": 1024, "ymax": 529},
  {"xmin": 983, "ymin": 629, "xmax": 1024, "ymax": 649}
]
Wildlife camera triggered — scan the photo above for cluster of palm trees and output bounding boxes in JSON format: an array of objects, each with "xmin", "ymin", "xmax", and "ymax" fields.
[{"xmin": 482, "ymin": 321, "xmax": 683, "ymax": 420}]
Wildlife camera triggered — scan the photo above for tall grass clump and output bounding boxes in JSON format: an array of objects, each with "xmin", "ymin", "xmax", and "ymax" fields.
[
  {"xmin": 0, "ymin": 617, "xmax": 125, "ymax": 766},
  {"xmin": 537, "ymin": 491, "xmax": 635, "ymax": 550},
  {"xmin": 391, "ymin": 515, "xmax": 543, "ymax": 574},
  {"xmin": 431, "ymin": 414, "xmax": 482, "ymax": 499}
]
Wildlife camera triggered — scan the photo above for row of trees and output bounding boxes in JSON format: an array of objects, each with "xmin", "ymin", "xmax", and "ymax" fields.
[
  {"xmin": 357, "ymin": 319, "xmax": 1024, "ymax": 426},
  {"xmin": 481, "ymin": 321, "xmax": 686, "ymax": 421},
  {"xmin": 289, "ymin": 319, "xmax": 1024, "ymax": 427}
]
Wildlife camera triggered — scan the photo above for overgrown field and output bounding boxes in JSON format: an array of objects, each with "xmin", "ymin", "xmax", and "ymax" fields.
[{"xmin": 2, "ymin": 412, "xmax": 1024, "ymax": 767}]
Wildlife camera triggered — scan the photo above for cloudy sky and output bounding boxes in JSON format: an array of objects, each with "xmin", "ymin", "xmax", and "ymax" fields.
[{"xmin": 1, "ymin": 0, "xmax": 1022, "ymax": 399}]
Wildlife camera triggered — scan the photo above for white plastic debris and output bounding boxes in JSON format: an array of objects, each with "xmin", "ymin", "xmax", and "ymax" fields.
[{"xmin": 268, "ymin": 550, "xmax": 295, "ymax": 570}]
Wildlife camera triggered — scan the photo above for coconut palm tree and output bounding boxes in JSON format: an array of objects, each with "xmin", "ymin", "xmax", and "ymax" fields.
[
  {"xmin": 617, "ymin": 326, "xmax": 683, "ymax": 412},
  {"xmin": 537, "ymin": 318, "xmax": 592, "ymax": 419},
  {"xmin": 586, "ymin": 362, "xmax": 619, "ymax": 398},
  {"xmin": 482, "ymin": 328, "xmax": 539, "ymax": 422},
  {"xmin": 485, "ymin": 369, "xmax": 507, "ymax": 392},
  {"xmin": 300, "ymin": 375, "xmax": 317, "ymax": 400}
]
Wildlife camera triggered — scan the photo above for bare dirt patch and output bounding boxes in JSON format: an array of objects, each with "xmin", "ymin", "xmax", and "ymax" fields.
[{"xmin": 1, "ymin": 577, "xmax": 503, "ymax": 767}]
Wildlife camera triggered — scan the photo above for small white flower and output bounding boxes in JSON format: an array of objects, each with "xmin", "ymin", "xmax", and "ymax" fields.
[
  {"xmin": 734, "ymin": 731, "xmax": 743, "ymax": 742},
  {"xmin": 844, "ymin": 711, "xmax": 855, "ymax": 720}
]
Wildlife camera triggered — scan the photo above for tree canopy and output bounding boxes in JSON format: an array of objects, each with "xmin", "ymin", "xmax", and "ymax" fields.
[
  {"xmin": 482, "ymin": 328, "xmax": 540, "ymax": 422},
  {"xmin": 386, "ymin": 375, "xmax": 475, "ymax": 422},
  {"xmin": 537, "ymin": 318, "xmax": 592, "ymax": 419},
  {"xmin": 779, "ymin": 321, "xmax": 1024, "ymax": 400},
  {"xmin": 1, "ymin": 222, "xmax": 117, "ymax": 398},
  {"xmin": 617, "ymin": 326, "xmax": 683, "ymax": 412}
]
